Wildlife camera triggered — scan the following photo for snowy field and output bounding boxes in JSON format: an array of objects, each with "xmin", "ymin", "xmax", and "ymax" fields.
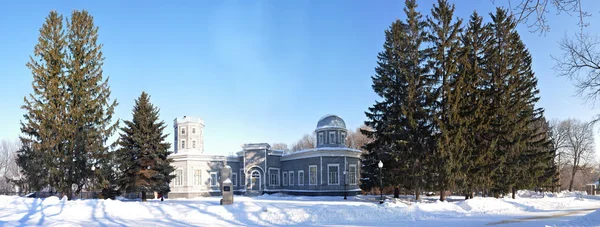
[{"xmin": 0, "ymin": 191, "xmax": 599, "ymax": 226}]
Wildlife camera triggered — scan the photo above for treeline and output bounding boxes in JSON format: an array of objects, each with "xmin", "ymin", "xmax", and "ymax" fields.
[
  {"xmin": 361, "ymin": 0, "xmax": 557, "ymax": 201},
  {"xmin": 15, "ymin": 10, "xmax": 174, "ymax": 201}
]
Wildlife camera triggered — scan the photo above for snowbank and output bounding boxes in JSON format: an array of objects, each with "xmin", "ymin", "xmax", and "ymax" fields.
[{"xmin": 0, "ymin": 191, "xmax": 599, "ymax": 226}]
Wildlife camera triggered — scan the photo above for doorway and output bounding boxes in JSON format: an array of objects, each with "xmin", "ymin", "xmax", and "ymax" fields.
[{"xmin": 250, "ymin": 170, "xmax": 261, "ymax": 191}]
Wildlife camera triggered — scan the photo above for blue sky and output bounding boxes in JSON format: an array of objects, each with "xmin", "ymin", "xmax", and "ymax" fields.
[{"xmin": 1, "ymin": 0, "xmax": 599, "ymax": 156}]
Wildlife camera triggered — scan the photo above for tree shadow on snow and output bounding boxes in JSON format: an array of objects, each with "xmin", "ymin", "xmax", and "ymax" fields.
[{"xmin": 17, "ymin": 198, "xmax": 42, "ymax": 225}]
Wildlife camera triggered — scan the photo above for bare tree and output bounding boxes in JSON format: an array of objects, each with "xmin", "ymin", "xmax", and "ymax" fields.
[
  {"xmin": 559, "ymin": 119, "xmax": 597, "ymax": 191},
  {"xmin": 270, "ymin": 143, "xmax": 290, "ymax": 153},
  {"xmin": 0, "ymin": 139, "xmax": 21, "ymax": 192},
  {"xmin": 554, "ymin": 33, "xmax": 600, "ymax": 108},
  {"xmin": 550, "ymin": 119, "xmax": 570, "ymax": 177},
  {"xmin": 498, "ymin": 0, "xmax": 589, "ymax": 34},
  {"xmin": 345, "ymin": 125, "xmax": 374, "ymax": 151},
  {"xmin": 290, "ymin": 133, "xmax": 316, "ymax": 153}
]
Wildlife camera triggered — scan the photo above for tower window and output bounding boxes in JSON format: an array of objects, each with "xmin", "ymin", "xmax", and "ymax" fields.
[
  {"xmin": 192, "ymin": 128, "xmax": 196, "ymax": 134},
  {"xmin": 181, "ymin": 140, "xmax": 186, "ymax": 149},
  {"xmin": 318, "ymin": 132, "xmax": 324, "ymax": 145},
  {"xmin": 341, "ymin": 132, "xmax": 346, "ymax": 144},
  {"xmin": 329, "ymin": 131, "xmax": 336, "ymax": 144},
  {"xmin": 181, "ymin": 127, "xmax": 186, "ymax": 135},
  {"xmin": 192, "ymin": 140, "xmax": 196, "ymax": 148}
]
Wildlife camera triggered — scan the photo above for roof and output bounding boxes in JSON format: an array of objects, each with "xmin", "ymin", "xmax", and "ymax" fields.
[{"xmin": 316, "ymin": 114, "xmax": 346, "ymax": 130}]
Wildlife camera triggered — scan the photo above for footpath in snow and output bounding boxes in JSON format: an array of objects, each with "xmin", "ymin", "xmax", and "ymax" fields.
[{"xmin": 0, "ymin": 190, "xmax": 599, "ymax": 226}]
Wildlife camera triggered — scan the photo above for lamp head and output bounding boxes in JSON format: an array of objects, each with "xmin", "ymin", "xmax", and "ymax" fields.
[{"xmin": 378, "ymin": 161, "xmax": 383, "ymax": 168}]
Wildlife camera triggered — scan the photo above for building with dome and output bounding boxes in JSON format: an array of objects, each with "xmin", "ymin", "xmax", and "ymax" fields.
[{"xmin": 168, "ymin": 114, "xmax": 362, "ymax": 198}]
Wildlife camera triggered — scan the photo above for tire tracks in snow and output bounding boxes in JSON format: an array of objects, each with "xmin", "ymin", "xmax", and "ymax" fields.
[{"xmin": 485, "ymin": 207, "xmax": 600, "ymax": 225}]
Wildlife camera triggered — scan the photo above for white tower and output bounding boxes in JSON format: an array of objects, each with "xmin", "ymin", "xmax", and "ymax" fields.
[{"xmin": 173, "ymin": 116, "xmax": 205, "ymax": 154}]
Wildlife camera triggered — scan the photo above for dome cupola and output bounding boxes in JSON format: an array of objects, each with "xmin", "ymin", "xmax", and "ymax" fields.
[{"xmin": 315, "ymin": 114, "xmax": 348, "ymax": 148}]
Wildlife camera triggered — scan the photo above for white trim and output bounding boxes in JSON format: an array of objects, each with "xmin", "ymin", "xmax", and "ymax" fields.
[
  {"xmin": 268, "ymin": 168, "xmax": 280, "ymax": 187},
  {"xmin": 289, "ymin": 171, "xmax": 294, "ymax": 186},
  {"xmin": 349, "ymin": 164, "xmax": 357, "ymax": 185},
  {"xmin": 320, "ymin": 156, "xmax": 323, "ymax": 185},
  {"xmin": 232, "ymin": 173, "xmax": 238, "ymax": 186},
  {"xmin": 281, "ymin": 148, "xmax": 361, "ymax": 161},
  {"xmin": 209, "ymin": 172, "xmax": 218, "ymax": 186},
  {"xmin": 246, "ymin": 165, "xmax": 265, "ymax": 174},
  {"xmin": 265, "ymin": 149, "xmax": 268, "ymax": 185},
  {"xmin": 283, "ymin": 172, "xmax": 288, "ymax": 186},
  {"xmin": 298, "ymin": 170, "xmax": 304, "ymax": 186},
  {"xmin": 309, "ymin": 165, "xmax": 318, "ymax": 186},
  {"xmin": 327, "ymin": 164, "xmax": 340, "ymax": 185}
]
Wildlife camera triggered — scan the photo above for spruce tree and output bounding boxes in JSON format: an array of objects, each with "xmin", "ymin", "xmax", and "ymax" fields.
[
  {"xmin": 426, "ymin": 0, "xmax": 463, "ymax": 201},
  {"xmin": 363, "ymin": 0, "xmax": 432, "ymax": 200},
  {"xmin": 18, "ymin": 10, "xmax": 117, "ymax": 200},
  {"xmin": 17, "ymin": 11, "xmax": 67, "ymax": 194},
  {"xmin": 457, "ymin": 12, "xmax": 493, "ymax": 198},
  {"xmin": 116, "ymin": 92, "xmax": 174, "ymax": 201}
]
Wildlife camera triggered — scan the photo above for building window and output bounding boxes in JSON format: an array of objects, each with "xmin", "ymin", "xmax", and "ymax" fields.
[
  {"xmin": 192, "ymin": 140, "xmax": 196, "ymax": 149},
  {"xmin": 289, "ymin": 171, "xmax": 294, "ymax": 186},
  {"xmin": 349, "ymin": 164, "xmax": 357, "ymax": 185},
  {"xmin": 181, "ymin": 140, "xmax": 185, "ymax": 149},
  {"xmin": 298, "ymin": 170, "xmax": 304, "ymax": 186},
  {"xmin": 181, "ymin": 127, "xmax": 185, "ymax": 135},
  {"xmin": 283, "ymin": 172, "xmax": 288, "ymax": 186},
  {"xmin": 318, "ymin": 132, "xmax": 324, "ymax": 145},
  {"xmin": 329, "ymin": 131, "xmax": 336, "ymax": 144},
  {"xmin": 270, "ymin": 169, "xmax": 280, "ymax": 186},
  {"xmin": 210, "ymin": 172, "xmax": 217, "ymax": 186},
  {"xmin": 309, "ymin": 165, "xmax": 317, "ymax": 185},
  {"xmin": 341, "ymin": 132, "xmax": 347, "ymax": 144},
  {"xmin": 232, "ymin": 173, "xmax": 238, "ymax": 186},
  {"xmin": 192, "ymin": 127, "xmax": 196, "ymax": 134},
  {"xmin": 328, "ymin": 164, "xmax": 339, "ymax": 185},
  {"xmin": 175, "ymin": 169, "xmax": 183, "ymax": 186},
  {"xmin": 193, "ymin": 169, "xmax": 201, "ymax": 185}
]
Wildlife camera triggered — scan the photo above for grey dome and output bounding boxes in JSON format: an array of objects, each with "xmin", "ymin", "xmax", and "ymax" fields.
[{"xmin": 316, "ymin": 114, "xmax": 346, "ymax": 130}]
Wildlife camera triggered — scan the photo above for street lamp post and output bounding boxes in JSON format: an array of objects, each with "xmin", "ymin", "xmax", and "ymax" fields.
[
  {"xmin": 378, "ymin": 161, "xmax": 384, "ymax": 204},
  {"xmin": 343, "ymin": 170, "xmax": 348, "ymax": 200}
]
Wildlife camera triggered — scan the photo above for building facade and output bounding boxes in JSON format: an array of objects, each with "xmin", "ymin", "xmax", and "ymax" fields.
[{"xmin": 168, "ymin": 114, "xmax": 362, "ymax": 198}]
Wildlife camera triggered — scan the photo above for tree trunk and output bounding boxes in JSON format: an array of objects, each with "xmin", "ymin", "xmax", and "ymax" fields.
[
  {"xmin": 470, "ymin": 191, "xmax": 474, "ymax": 199},
  {"xmin": 394, "ymin": 187, "xmax": 399, "ymax": 198},
  {"xmin": 440, "ymin": 189, "xmax": 446, "ymax": 201},
  {"xmin": 512, "ymin": 187, "xmax": 516, "ymax": 199},
  {"xmin": 415, "ymin": 188, "xmax": 421, "ymax": 201},
  {"xmin": 569, "ymin": 164, "xmax": 577, "ymax": 192},
  {"xmin": 142, "ymin": 191, "xmax": 147, "ymax": 202}
]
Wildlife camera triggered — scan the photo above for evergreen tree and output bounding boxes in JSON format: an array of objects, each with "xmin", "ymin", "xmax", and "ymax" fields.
[
  {"xmin": 457, "ymin": 12, "xmax": 493, "ymax": 198},
  {"xmin": 363, "ymin": 0, "xmax": 432, "ymax": 200},
  {"xmin": 426, "ymin": 0, "xmax": 463, "ymax": 201},
  {"xmin": 116, "ymin": 92, "xmax": 174, "ymax": 202},
  {"xmin": 18, "ymin": 10, "xmax": 117, "ymax": 200},
  {"xmin": 17, "ymin": 11, "xmax": 67, "ymax": 194}
]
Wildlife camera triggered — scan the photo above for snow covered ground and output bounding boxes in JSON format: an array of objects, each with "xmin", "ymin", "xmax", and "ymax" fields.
[{"xmin": 0, "ymin": 191, "xmax": 599, "ymax": 226}]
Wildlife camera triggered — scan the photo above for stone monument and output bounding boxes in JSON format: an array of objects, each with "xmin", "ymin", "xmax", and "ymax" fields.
[{"xmin": 220, "ymin": 165, "xmax": 234, "ymax": 205}]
